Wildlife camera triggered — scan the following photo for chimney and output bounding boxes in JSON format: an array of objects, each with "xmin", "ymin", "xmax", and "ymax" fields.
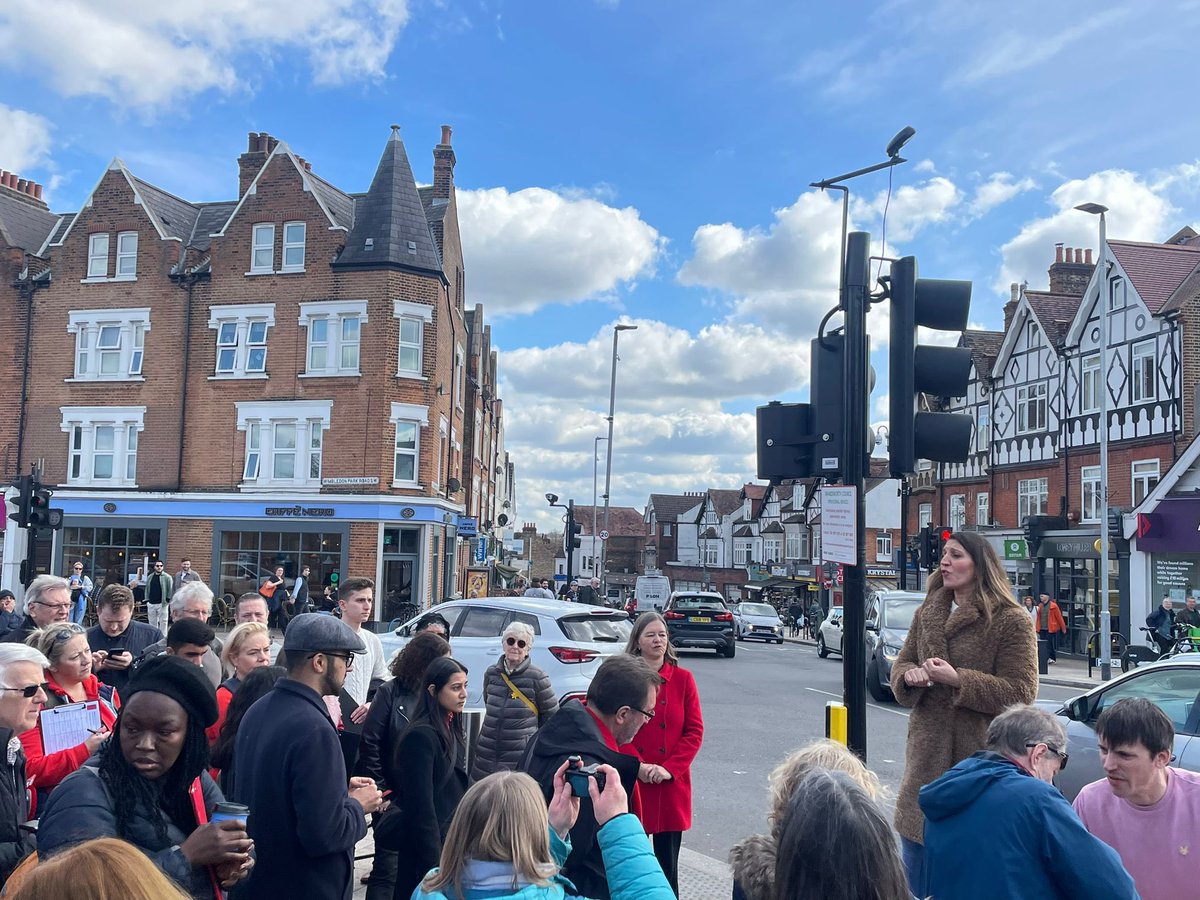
[
  {"xmin": 0, "ymin": 168, "xmax": 49, "ymax": 210},
  {"xmin": 238, "ymin": 131, "xmax": 272, "ymax": 198},
  {"xmin": 433, "ymin": 123, "xmax": 456, "ymax": 201},
  {"xmin": 1048, "ymin": 242, "xmax": 1095, "ymax": 296},
  {"xmin": 1004, "ymin": 282, "xmax": 1021, "ymax": 330}
]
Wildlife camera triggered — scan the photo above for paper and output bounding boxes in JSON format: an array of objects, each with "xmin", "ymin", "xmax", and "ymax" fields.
[{"xmin": 40, "ymin": 701, "xmax": 101, "ymax": 755}]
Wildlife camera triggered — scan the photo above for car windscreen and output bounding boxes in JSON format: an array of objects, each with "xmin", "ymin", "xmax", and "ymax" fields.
[
  {"xmin": 742, "ymin": 603, "xmax": 777, "ymax": 617},
  {"xmin": 671, "ymin": 596, "xmax": 725, "ymax": 610},
  {"xmin": 559, "ymin": 614, "xmax": 633, "ymax": 643},
  {"xmin": 882, "ymin": 598, "xmax": 922, "ymax": 630}
]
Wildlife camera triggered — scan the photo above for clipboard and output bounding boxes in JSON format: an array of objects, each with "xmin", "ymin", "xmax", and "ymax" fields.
[{"xmin": 40, "ymin": 701, "xmax": 102, "ymax": 755}]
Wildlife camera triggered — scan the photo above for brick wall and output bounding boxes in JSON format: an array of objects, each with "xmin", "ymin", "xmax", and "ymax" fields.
[
  {"xmin": 166, "ymin": 518, "xmax": 214, "ymax": 577},
  {"xmin": 347, "ymin": 522, "xmax": 378, "ymax": 582}
]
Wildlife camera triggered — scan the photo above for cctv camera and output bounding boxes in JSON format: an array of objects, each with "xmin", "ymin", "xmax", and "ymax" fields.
[{"xmin": 546, "ymin": 493, "xmax": 559, "ymax": 505}]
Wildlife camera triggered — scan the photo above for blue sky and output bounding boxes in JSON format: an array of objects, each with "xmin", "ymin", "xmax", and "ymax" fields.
[{"xmin": 3, "ymin": 0, "xmax": 1200, "ymax": 530}]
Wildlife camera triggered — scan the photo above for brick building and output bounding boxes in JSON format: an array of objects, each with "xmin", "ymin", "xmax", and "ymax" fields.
[{"xmin": 0, "ymin": 126, "xmax": 511, "ymax": 622}]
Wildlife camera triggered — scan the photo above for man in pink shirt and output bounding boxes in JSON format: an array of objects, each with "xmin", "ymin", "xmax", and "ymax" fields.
[{"xmin": 1073, "ymin": 698, "xmax": 1200, "ymax": 900}]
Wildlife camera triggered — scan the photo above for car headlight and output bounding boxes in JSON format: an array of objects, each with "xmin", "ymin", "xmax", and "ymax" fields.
[{"xmin": 883, "ymin": 644, "xmax": 902, "ymax": 661}]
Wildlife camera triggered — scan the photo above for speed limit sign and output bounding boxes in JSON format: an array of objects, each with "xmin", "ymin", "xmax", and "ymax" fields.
[{"xmin": 599, "ymin": 530, "xmax": 610, "ymax": 541}]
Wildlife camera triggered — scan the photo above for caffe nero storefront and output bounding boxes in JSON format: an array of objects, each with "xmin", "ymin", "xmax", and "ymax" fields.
[{"xmin": 1026, "ymin": 515, "xmax": 1129, "ymax": 658}]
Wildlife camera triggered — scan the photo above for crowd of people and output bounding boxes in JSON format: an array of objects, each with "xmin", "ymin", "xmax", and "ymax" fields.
[{"xmin": 0, "ymin": 533, "xmax": 1194, "ymax": 899}]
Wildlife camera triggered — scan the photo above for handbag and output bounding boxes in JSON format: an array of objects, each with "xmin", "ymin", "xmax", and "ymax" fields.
[{"xmin": 499, "ymin": 671, "xmax": 539, "ymax": 718}]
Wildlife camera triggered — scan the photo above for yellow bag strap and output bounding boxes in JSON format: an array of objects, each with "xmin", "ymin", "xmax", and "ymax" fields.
[{"xmin": 499, "ymin": 670, "xmax": 539, "ymax": 717}]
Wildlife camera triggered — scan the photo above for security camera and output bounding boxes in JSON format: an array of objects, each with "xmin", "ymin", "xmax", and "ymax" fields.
[
  {"xmin": 546, "ymin": 493, "xmax": 559, "ymax": 505},
  {"xmin": 886, "ymin": 125, "xmax": 916, "ymax": 159}
]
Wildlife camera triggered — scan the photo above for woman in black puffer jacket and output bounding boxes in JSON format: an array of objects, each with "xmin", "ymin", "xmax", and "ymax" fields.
[
  {"xmin": 470, "ymin": 621, "xmax": 558, "ymax": 782},
  {"xmin": 355, "ymin": 630, "xmax": 451, "ymax": 900}
]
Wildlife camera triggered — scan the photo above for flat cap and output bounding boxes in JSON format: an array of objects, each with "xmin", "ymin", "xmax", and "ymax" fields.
[{"xmin": 283, "ymin": 613, "xmax": 368, "ymax": 655}]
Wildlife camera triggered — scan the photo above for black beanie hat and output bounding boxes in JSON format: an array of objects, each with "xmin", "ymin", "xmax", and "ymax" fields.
[{"xmin": 125, "ymin": 654, "xmax": 219, "ymax": 729}]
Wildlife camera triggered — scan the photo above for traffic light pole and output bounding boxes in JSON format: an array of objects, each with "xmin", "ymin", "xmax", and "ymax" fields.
[
  {"xmin": 843, "ymin": 231, "xmax": 871, "ymax": 759},
  {"xmin": 565, "ymin": 500, "xmax": 576, "ymax": 586}
]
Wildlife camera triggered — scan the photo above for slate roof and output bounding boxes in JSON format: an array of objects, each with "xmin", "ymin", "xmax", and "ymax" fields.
[
  {"xmin": 567, "ymin": 505, "xmax": 646, "ymax": 538},
  {"xmin": 1109, "ymin": 239, "xmax": 1200, "ymax": 314},
  {"xmin": 647, "ymin": 493, "xmax": 705, "ymax": 522},
  {"xmin": 0, "ymin": 191, "xmax": 59, "ymax": 253},
  {"xmin": 742, "ymin": 483, "xmax": 767, "ymax": 501},
  {"xmin": 417, "ymin": 186, "xmax": 450, "ymax": 227},
  {"xmin": 44, "ymin": 214, "xmax": 72, "ymax": 248},
  {"xmin": 783, "ymin": 513, "xmax": 807, "ymax": 525},
  {"xmin": 334, "ymin": 127, "xmax": 443, "ymax": 276},
  {"xmin": 308, "ymin": 171, "xmax": 355, "ymax": 232},
  {"xmin": 707, "ymin": 489, "xmax": 742, "ymax": 518},
  {"xmin": 189, "ymin": 202, "xmax": 238, "ymax": 252},
  {"xmin": 733, "ymin": 525, "xmax": 754, "ymax": 538},
  {"xmin": 1024, "ymin": 290, "xmax": 1082, "ymax": 346},
  {"xmin": 761, "ymin": 522, "xmax": 784, "ymax": 534},
  {"xmin": 130, "ymin": 176, "xmax": 199, "ymax": 243},
  {"xmin": 959, "ymin": 330, "xmax": 1005, "ymax": 376}
]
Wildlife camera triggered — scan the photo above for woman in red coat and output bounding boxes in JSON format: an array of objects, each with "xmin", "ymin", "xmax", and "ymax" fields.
[{"xmin": 623, "ymin": 611, "xmax": 704, "ymax": 896}]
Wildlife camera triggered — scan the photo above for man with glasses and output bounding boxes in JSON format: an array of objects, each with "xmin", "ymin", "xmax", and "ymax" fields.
[
  {"xmin": 136, "ymin": 582, "xmax": 223, "ymax": 687},
  {"xmin": 521, "ymin": 654, "xmax": 663, "ymax": 899},
  {"xmin": 144, "ymin": 559, "xmax": 173, "ymax": 634},
  {"xmin": 1075, "ymin": 698, "xmax": 1200, "ymax": 898},
  {"xmin": 920, "ymin": 704, "xmax": 1135, "ymax": 900},
  {"xmin": 232, "ymin": 613, "xmax": 383, "ymax": 900},
  {"xmin": 1, "ymin": 575, "xmax": 72, "ymax": 644},
  {"xmin": 0, "ymin": 644, "xmax": 49, "ymax": 881}
]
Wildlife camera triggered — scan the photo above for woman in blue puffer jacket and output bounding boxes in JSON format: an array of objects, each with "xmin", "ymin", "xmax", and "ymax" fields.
[{"xmin": 412, "ymin": 760, "xmax": 673, "ymax": 900}]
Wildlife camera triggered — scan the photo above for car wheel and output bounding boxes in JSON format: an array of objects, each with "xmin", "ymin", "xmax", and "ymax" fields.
[
  {"xmin": 867, "ymin": 657, "xmax": 890, "ymax": 702},
  {"xmin": 776, "ymin": 638, "xmax": 784, "ymax": 644},
  {"xmin": 817, "ymin": 635, "xmax": 829, "ymax": 658},
  {"xmin": 723, "ymin": 642, "xmax": 736, "ymax": 658},
  {"xmin": 736, "ymin": 630, "xmax": 744, "ymax": 641}
]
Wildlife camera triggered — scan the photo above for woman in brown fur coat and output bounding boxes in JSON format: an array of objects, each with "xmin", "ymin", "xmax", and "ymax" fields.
[{"xmin": 890, "ymin": 530, "xmax": 1038, "ymax": 897}]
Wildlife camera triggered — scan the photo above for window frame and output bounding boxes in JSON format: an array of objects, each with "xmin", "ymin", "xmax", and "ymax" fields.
[
  {"xmin": 949, "ymin": 494, "xmax": 966, "ymax": 531},
  {"xmin": 281, "ymin": 221, "xmax": 306, "ymax": 272},
  {"xmin": 298, "ymin": 301, "xmax": 369, "ymax": 378},
  {"xmin": 1132, "ymin": 459, "xmax": 1161, "ymax": 507},
  {"xmin": 918, "ymin": 503, "xmax": 932, "ymax": 529},
  {"xmin": 390, "ymin": 402, "xmax": 430, "ymax": 488},
  {"xmin": 977, "ymin": 492, "xmax": 989, "ymax": 527},
  {"xmin": 208, "ymin": 304, "xmax": 276, "ymax": 379},
  {"xmin": 67, "ymin": 308, "xmax": 152, "ymax": 383},
  {"xmin": 235, "ymin": 400, "xmax": 332, "ymax": 493},
  {"xmin": 1017, "ymin": 477, "xmax": 1049, "ymax": 522},
  {"xmin": 59, "ymin": 406, "xmax": 146, "ymax": 488},
  {"xmin": 975, "ymin": 407, "xmax": 990, "ymax": 452},
  {"xmin": 876, "ymin": 532, "xmax": 893, "ymax": 563},
  {"xmin": 1081, "ymin": 353, "xmax": 1101, "ymax": 413},
  {"xmin": 1131, "ymin": 340, "xmax": 1157, "ymax": 403},
  {"xmin": 87, "ymin": 233, "xmax": 109, "ymax": 279},
  {"xmin": 115, "ymin": 231, "xmax": 138, "ymax": 278},
  {"xmin": 1081, "ymin": 466, "xmax": 1102, "ymax": 523},
  {"xmin": 1016, "ymin": 382, "xmax": 1048, "ymax": 434},
  {"xmin": 251, "ymin": 223, "xmax": 275, "ymax": 274}
]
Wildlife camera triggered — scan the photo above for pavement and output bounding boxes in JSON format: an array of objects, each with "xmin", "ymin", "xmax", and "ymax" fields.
[{"xmin": 781, "ymin": 633, "xmax": 1103, "ymax": 691}]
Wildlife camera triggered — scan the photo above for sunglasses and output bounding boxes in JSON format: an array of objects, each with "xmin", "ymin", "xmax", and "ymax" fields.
[
  {"xmin": 52, "ymin": 624, "xmax": 86, "ymax": 642},
  {"xmin": 0, "ymin": 683, "xmax": 49, "ymax": 698},
  {"xmin": 1027, "ymin": 741, "xmax": 1069, "ymax": 770},
  {"xmin": 505, "ymin": 637, "xmax": 528, "ymax": 649}
]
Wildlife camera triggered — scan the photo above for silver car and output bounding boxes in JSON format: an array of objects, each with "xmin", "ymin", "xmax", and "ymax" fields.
[
  {"xmin": 733, "ymin": 602, "xmax": 785, "ymax": 644},
  {"xmin": 1050, "ymin": 655, "xmax": 1200, "ymax": 800},
  {"xmin": 378, "ymin": 597, "xmax": 632, "ymax": 707},
  {"xmin": 865, "ymin": 591, "xmax": 924, "ymax": 702}
]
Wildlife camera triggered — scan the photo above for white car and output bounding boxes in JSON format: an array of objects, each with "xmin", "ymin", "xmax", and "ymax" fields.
[
  {"xmin": 378, "ymin": 597, "xmax": 633, "ymax": 707},
  {"xmin": 732, "ymin": 602, "xmax": 785, "ymax": 644},
  {"xmin": 817, "ymin": 605, "xmax": 845, "ymax": 658}
]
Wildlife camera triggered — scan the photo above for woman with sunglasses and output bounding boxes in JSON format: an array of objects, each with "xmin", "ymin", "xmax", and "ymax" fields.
[
  {"xmin": 21, "ymin": 623, "xmax": 120, "ymax": 803},
  {"xmin": 377, "ymin": 656, "xmax": 470, "ymax": 900},
  {"xmin": 622, "ymin": 611, "xmax": 704, "ymax": 897},
  {"xmin": 471, "ymin": 622, "xmax": 558, "ymax": 782}
]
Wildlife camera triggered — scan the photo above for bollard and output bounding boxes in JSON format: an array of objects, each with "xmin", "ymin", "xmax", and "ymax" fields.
[
  {"xmin": 825, "ymin": 700, "xmax": 848, "ymax": 747},
  {"xmin": 1037, "ymin": 638, "xmax": 1050, "ymax": 676}
]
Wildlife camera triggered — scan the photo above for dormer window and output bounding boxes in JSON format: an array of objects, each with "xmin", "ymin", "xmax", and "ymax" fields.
[{"xmin": 84, "ymin": 231, "xmax": 138, "ymax": 281}]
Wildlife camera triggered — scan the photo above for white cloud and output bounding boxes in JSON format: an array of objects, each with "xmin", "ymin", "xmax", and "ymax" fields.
[
  {"xmin": 967, "ymin": 172, "xmax": 1037, "ymax": 218},
  {"xmin": 457, "ymin": 186, "xmax": 664, "ymax": 315},
  {"xmin": 851, "ymin": 176, "xmax": 962, "ymax": 246},
  {"xmin": 0, "ymin": 104, "xmax": 52, "ymax": 173},
  {"xmin": 997, "ymin": 169, "xmax": 1177, "ymax": 293},
  {"xmin": 0, "ymin": 0, "xmax": 410, "ymax": 109}
]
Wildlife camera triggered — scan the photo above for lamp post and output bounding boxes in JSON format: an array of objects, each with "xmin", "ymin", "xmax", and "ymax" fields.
[
  {"xmin": 1076, "ymin": 202, "xmax": 1112, "ymax": 680},
  {"xmin": 593, "ymin": 436, "xmax": 607, "ymax": 579},
  {"xmin": 601, "ymin": 324, "xmax": 638, "ymax": 601}
]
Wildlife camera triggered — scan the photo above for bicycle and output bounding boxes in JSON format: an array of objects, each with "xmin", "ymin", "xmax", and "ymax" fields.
[{"xmin": 1119, "ymin": 626, "xmax": 1199, "ymax": 672}]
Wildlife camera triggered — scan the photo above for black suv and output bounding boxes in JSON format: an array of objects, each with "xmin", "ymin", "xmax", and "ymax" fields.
[{"xmin": 664, "ymin": 591, "xmax": 736, "ymax": 658}]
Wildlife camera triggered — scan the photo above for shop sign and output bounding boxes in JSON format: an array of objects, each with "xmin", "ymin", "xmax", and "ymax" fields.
[
  {"xmin": 1151, "ymin": 554, "xmax": 1200, "ymax": 602},
  {"xmin": 264, "ymin": 505, "xmax": 335, "ymax": 518},
  {"xmin": 321, "ymin": 477, "xmax": 380, "ymax": 486},
  {"xmin": 475, "ymin": 537, "xmax": 487, "ymax": 563},
  {"xmin": 866, "ymin": 566, "xmax": 896, "ymax": 577},
  {"xmin": 457, "ymin": 516, "xmax": 478, "ymax": 536},
  {"xmin": 1038, "ymin": 536, "xmax": 1099, "ymax": 559},
  {"xmin": 1004, "ymin": 539, "xmax": 1028, "ymax": 560},
  {"xmin": 770, "ymin": 566, "xmax": 788, "ymax": 576}
]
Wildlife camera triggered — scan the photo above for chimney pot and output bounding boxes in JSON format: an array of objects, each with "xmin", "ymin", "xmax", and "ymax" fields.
[
  {"xmin": 247, "ymin": 132, "xmax": 258, "ymax": 152},
  {"xmin": 1085, "ymin": 248, "xmax": 1093, "ymax": 264},
  {"xmin": 440, "ymin": 124, "xmax": 453, "ymax": 145},
  {"xmin": 16, "ymin": 179, "xmax": 28, "ymax": 193},
  {"xmin": 32, "ymin": 183, "xmax": 43, "ymax": 200},
  {"xmin": 1010, "ymin": 282, "xmax": 1019, "ymax": 301},
  {"xmin": 1055, "ymin": 243, "xmax": 1064, "ymax": 263}
]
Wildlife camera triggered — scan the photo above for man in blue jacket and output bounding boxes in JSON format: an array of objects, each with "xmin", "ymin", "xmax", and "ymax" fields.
[
  {"xmin": 233, "ymin": 614, "xmax": 384, "ymax": 899},
  {"xmin": 920, "ymin": 704, "xmax": 1138, "ymax": 900}
]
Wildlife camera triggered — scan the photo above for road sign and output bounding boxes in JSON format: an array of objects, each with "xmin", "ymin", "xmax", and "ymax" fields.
[
  {"xmin": 1003, "ymin": 539, "xmax": 1028, "ymax": 560},
  {"xmin": 820, "ymin": 486, "xmax": 857, "ymax": 565},
  {"xmin": 598, "ymin": 530, "xmax": 610, "ymax": 541}
]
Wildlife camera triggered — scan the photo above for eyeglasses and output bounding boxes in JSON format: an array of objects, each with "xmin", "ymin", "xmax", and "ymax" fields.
[
  {"xmin": 310, "ymin": 651, "xmax": 355, "ymax": 668},
  {"xmin": 627, "ymin": 704, "xmax": 655, "ymax": 721},
  {"xmin": 505, "ymin": 637, "xmax": 528, "ymax": 649},
  {"xmin": 0, "ymin": 683, "xmax": 49, "ymax": 698},
  {"xmin": 1027, "ymin": 742, "xmax": 1069, "ymax": 771},
  {"xmin": 33, "ymin": 601, "xmax": 72, "ymax": 612}
]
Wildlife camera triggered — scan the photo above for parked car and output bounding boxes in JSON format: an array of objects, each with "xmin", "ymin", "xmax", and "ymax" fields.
[
  {"xmin": 1049, "ymin": 654, "xmax": 1200, "ymax": 801},
  {"xmin": 732, "ymin": 602, "xmax": 785, "ymax": 644},
  {"xmin": 865, "ymin": 591, "xmax": 924, "ymax": 701},
  {"xmin": 664, "ymin": 591, "xmax": 736, "ymax": 658},
  {"xmin": 378, "ymin": 596, "xmax": 632, "ymax": 707},
  {"xmin": 816, "ymin": 604, "xmax": 845, "ymax": 658}
]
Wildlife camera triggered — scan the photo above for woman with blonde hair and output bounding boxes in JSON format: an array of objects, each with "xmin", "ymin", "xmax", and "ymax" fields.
[
  {"xmin": 622, "ymin": 611, "xmax": 704, "ymax": 895},
  {"xmin": 413, "ymin": 763, "xmax": 674, "ymax": 900},
  {"xmin": 729, "ymin": 739, "xmax": 884, "ymax": 900},
  {"xmin": 890, "ymin": 529, "xmax": 1037, "ymax": 897},
  {"xmin": 206, "ymin": 622, "xmax": 271, "ymax": 743},
  {"xmin": 7, "ymin": 836, "xmax": 191, "ymax": 899},
  {"xmin": 471, "ymin": 621, "xmax": 557, "ymax": 782}
]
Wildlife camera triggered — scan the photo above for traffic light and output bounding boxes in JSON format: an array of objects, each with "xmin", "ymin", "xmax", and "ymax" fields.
[
  {"xmin": 755, "ymin": 335, "xmax": 851, "ymax": 481},
  {"xmin": 565, "ymin": 503, "xmax": 582, "ymax": 552},
  {"xmin": 919, "ymin": 526, "xmax": 953, "ymax": 569},
  {"xmin": 1107, "ymin": 508, "xmax": 1124, "ymax": 543},
  {"xmin": 12, "ymin": 474, "xmax": 32, "ymax": 528},
  {"xmin": 27, "ymin": 482, "xmax": 55, "ymax": 530},
  {"xmin": 888, "ymin": 256, "xmax": 974, "ymax": 477}
]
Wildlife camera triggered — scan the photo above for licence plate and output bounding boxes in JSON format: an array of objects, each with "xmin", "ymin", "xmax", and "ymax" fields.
[{"xmin": 690, "ymin": 616, "xmax": 711, "ymax": 623}]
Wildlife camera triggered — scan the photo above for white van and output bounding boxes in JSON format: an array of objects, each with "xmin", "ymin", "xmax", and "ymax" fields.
[{"xmin": 632, "ymin": 574, "xmax": 672, "ymax": 613}]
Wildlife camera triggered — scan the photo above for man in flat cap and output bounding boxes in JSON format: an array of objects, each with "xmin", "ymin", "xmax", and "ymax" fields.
[{"xmin": 232, "ymin": 614, "xmax": 383, "ymax": 900}]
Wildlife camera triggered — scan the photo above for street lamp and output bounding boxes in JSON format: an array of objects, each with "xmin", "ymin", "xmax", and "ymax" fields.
[
  {"xmin": 1076, "ymin": 202, "xmax": 1112, "ymax": 681},
  {"xmin": 601, "ymin": 324, "xmax": 638, "ymax": 601},
  {"xmin": 593, "ymin": 436, "xmax": 608, "ymax": 579}
]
